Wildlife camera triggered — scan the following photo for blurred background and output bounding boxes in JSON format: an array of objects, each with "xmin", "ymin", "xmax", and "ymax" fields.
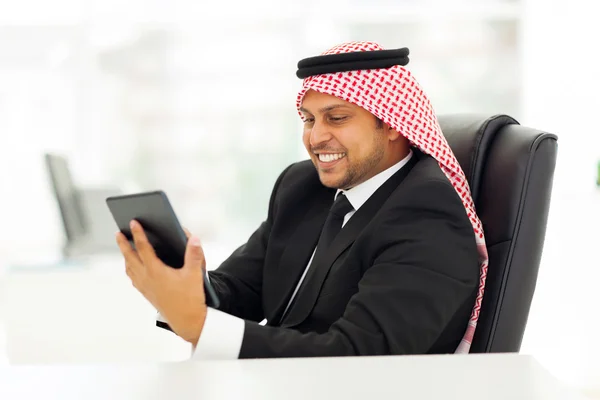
[{"xmin": 0, "ymin": 0, "xmax": 598, "ymax": 397}]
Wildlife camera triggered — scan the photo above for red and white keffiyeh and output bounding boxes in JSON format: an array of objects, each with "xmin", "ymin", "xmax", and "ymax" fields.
[{"xmin": 296, "ymin": 41, "xmax": 488, "ymax": 354}]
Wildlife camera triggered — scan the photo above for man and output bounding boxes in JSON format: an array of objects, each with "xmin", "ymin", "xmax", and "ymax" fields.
[{"xmin": 117, "ymin": 41, "xmax": 489, "ymax": 359}]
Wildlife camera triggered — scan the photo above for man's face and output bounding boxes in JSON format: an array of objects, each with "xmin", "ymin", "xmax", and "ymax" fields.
[{"xmin": 300, "ymin": 90, "xmax": 389, "ymax": 190}]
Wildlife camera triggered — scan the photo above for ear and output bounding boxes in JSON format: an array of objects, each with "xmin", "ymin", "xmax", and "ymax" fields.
[{"xmin": 386, "ymin": 127, "xmax": 402, "ymax": 141}]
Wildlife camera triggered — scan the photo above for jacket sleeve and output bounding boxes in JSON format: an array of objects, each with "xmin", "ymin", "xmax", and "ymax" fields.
[
  {"xmin": 206, "ymin": 163, "xmax": 293, "ymax": 323},
  {"xmin": 237, "ymin": 178, "xmax": 480, "ymax": 358}
]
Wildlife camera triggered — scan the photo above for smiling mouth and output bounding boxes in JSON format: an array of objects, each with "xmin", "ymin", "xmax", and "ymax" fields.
[{"xmin": 316, "ymin": 153, "xmax": 346, "ymax": 163}]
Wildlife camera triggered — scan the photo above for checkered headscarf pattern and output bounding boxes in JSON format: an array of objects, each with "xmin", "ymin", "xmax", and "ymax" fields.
[{"xmin": 296, "ymin": 41, "xmax": 489, "ymax": 353}]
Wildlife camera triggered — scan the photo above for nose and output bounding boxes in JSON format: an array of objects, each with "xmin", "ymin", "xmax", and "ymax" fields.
[{"xmin": 309, "ymin": 119, "xmax": 332, "ymax": 148}]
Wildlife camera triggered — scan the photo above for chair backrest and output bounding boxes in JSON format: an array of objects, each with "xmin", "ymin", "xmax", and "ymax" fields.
[{"xmin": 438, "ymin": 114, "xmax": 558, "ymax": 353}]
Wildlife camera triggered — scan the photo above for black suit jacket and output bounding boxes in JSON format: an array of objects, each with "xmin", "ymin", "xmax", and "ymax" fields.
[{"xmin": 204, "ymin": 151, "xmax": 479, "ymax": 358}]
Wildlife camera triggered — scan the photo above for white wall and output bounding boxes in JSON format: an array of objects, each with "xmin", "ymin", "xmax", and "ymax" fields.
[{"xmin": 519, "ymin": 0, "xmax": 600, "ymax": 392}]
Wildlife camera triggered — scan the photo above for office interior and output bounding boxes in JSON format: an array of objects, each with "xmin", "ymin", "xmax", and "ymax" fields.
[{"xmin": 0, "ymin": 0, "xmax": 598, "ymax": 398}]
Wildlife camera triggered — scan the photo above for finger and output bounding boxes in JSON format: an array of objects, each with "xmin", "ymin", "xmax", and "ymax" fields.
[
  {"xmin": 183, "ymin": 227, "xmax": 191, "ymax": 240},
  {"xmin": 130, "ymin": 220, "xmax": 158, "ymax": 266},
  {"xmin": 184, "ymin": 235, "xmax": 206, "ymax": 273},
  {"xmin": 125, "ymin": 262, "xmax": 133, "ymax": 280},
  {"xmin": 116, "ymin": 232, "xmax": 143, "ymax": 284},
  {"xmin": 116, "ymin": 231, "xmax": 142, "ymax": 267},
  {"xmin": 125, "ymin": 262, "xmax": 137, "ymax": 286}
]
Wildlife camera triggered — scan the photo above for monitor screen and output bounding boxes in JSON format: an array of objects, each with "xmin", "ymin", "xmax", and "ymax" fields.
[{"xmin": 44, "ymin": 153, "xmax": 88, "ymax": 243}]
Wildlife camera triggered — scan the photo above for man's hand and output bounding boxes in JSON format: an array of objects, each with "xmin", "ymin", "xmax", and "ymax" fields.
[{"xmin": 116, "ymin": 220, "xmax": 207, "ymax": 346}]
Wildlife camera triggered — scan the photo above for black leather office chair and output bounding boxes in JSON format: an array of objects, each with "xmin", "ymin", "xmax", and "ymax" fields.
[{"xmin": 438, "ymin": 114, "xmax": 558, "ymax": 353}]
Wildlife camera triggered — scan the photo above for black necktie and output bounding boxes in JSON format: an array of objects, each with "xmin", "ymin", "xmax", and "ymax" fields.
[
  {"xmin": 316, "ymin": 192, "xmax": 354, "ymax": 251},
  {"xmin": 279, "ymin": 192, "xmax": 354, "ymax": 323}
]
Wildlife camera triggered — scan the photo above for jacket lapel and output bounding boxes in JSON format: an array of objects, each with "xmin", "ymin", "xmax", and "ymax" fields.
[{"xmin": 280, "ymin": 154, "xmax": 419, "ymax": 328}]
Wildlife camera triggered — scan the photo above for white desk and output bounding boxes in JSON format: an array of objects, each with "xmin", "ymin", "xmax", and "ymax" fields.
[{"xmin": 0, "ymin": 354, "xmax": 589, "ymax": 399}]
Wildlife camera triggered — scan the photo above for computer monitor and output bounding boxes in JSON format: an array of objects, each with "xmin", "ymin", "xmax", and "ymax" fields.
[
  {"xmin": 44, "ymin": 153, "xmax": 89, "ymax": 246},
  {"xmin": 44, "ymin": 153, "xmax": 123, "ymax": 258}
]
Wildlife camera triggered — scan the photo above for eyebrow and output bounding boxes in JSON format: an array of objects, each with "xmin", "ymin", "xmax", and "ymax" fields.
[{"xmin": 299, "ymin": 104, "xmax": 352, "ymax": 114}]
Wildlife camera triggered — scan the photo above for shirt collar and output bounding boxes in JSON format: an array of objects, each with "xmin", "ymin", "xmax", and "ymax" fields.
[{"xmin": 335, "ymin": 150, "xmax": 413, "ymax": 211}]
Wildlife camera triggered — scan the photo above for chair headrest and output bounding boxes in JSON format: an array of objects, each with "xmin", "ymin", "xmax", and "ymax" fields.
[{"xmin": 437, "ymin": 114, "xmax": 519, "ymax": 202}]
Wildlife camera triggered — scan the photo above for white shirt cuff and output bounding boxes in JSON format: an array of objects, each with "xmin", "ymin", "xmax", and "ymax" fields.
[{"xmin": 191, "ymin": 307, "xmax": 245, "ymax": 360}]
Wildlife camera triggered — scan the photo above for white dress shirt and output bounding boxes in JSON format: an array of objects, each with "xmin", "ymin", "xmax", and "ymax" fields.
[{"xmin": 172, "ymin": 151, "xmax": 414, "ymax": 360}]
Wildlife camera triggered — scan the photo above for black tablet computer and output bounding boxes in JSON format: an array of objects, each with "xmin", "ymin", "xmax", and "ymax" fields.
[{"xmin": 106, "ymin": 190, "xmax": 220, "ymax": 309}]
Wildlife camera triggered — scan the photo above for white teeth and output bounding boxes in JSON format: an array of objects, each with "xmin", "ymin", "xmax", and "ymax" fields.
[{"xmin": 318, "ymin": 153, "xmax": 345, "ymax": 162}]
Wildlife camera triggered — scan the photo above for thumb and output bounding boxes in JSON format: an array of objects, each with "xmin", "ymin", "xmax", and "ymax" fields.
[{"xmin": 184, "ymin": 235, "xmax": 206, "ymax": 271}]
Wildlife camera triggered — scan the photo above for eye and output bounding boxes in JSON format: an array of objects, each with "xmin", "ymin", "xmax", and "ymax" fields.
[
  {"xmin": 329, "ymin": 116, "xmax": 348, "ymax": 123},
  {"xmin": 303, "ymin": 117, "xmax": 315, "ymax": 125}
]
